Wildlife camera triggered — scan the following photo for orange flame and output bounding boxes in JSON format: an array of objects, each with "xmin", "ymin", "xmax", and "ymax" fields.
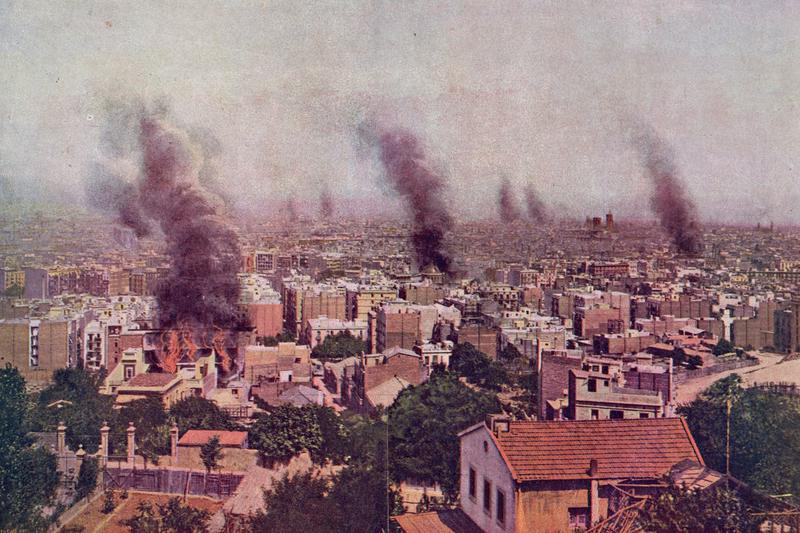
[
  {"xmin": 160, "ymin": 329, "xmax": 180, "ymax": 374},
  {"xmin": 158, "ymin": 322, "xmax": 233, "ymax": 375},
  {"xmin": 211, "ymin": 326, "xmax": 231, "ymax": 372}
]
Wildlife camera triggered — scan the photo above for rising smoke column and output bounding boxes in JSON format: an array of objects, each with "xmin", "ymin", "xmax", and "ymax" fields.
[
  {"xmin": 85, "ymin": 163, "xmax": 151, "ymax": 237},
  {"xmin": 138, "ymin": 117, "xmax": 243, "ymax": 328},
  {"xmin": 631, "ymin": 124, "xmax": 703, "ymax": 255},
  {"xmin": 319, "ymin": 186, "xmax": 335, "ymax": 219},
  {"xmin": 524, "ymin": 183, "xmax": 547, "ymax": 223},
  {"xmin": 367, "ymin": 126, "xmax": 453, "ymax": 272},
  {"xmin": 498, "ymin": 178, "xmax": 521, "ymax": 223}
]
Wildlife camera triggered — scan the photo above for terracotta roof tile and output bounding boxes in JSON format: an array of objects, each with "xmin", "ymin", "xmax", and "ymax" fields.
[
  {"xmin": 493, "ymin": 418, "xmax": 703, "ymax": 482},
  {"xmin": 126, "ymin": 373, "xmax": 177, "ymax": 387},
  {"xmin": 394, "ymin": 510, "xmax": 483, "ymax": 533}
]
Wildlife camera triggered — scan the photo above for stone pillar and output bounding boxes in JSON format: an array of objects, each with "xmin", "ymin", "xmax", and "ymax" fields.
[
  {"xmin": 56, "ymin": 421, "xmax": 66, "ymax": 456},
  {"xmin": 170, "ymin": 423, "xmax": 179, "ymax": 462},
  {"xmin": 75, "ymin": 444, "xmax": 86, "ymax": 470},
  {"xmin": 126, "ymin": 422, "xmax": 136, "ymax": 466},
  {"xmin": 99, "ymin": 422, "xmax": 110, "ymax": 467}
]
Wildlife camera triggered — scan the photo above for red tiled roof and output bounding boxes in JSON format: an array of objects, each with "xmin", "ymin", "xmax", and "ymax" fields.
[
  {"xmin": 126, "ymin": 373, "xmax": 177, "ymax": 387},
  {"xmin": 178, "ymin": 429, "xmax": 248, "ymax": 447},
  {"xmin": 491, "ymin": 418, "xmax": 703, "ymax": 482},
  {"xmin": 394, "ymin": 510, "xmax": 483, "ymax": 533}
]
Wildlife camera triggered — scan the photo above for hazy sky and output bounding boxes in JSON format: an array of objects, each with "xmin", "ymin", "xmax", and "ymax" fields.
[{"xmin": 1, "ymin": 1, "xmax": 798, "ymax": 223}]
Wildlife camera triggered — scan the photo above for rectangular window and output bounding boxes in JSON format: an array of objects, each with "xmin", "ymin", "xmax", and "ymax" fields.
[
  {"xmin": 468, "ymin": 467, "xmax": 476, "ymax": 499},
  {"xmin": 496, "ymin": 488, "xmax": 506, "ymax": 525},
  {"xmin": 483, "ymin": 479, "xmax": 492, "ymax": 514},
  {"xmin": 601, "ymin": 365, "xmax": 609, "ymax": 374},
  {"xmin": 591, "ymin": 409, "xmax": 599, "ymax": 420},
  {"xmin": 640, "ymin": 412, "xmax": 650, "ymax": 418},
  {"xmin": 587, "ymin": 378, "xmax": 597, "ymax": 392},
  {"xmin": 569, "ymin": 507, "xmax": 589, "ymax": 529},
  {"xmin": 610, "ymin": 410, "xmax": 624, "ymax": 420}
]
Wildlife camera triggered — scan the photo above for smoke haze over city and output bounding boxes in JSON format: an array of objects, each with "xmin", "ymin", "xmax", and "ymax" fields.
[{"xmin": 1, "ymin": 2, "xmax": 799, "ymax": 225}]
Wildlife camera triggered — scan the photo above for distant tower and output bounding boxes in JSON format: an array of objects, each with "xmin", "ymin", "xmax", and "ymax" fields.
[
  {"xmin": 605, "ymin": 212, "xmax": 615, "ymax": 232},
  {"xmin": 592, "ymin": 217, "xmax": 602, "ymax": 229}
]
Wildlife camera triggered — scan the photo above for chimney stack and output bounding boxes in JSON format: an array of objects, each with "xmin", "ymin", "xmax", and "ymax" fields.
[
  {"xmin": 589, "ymin": 459, "xmax": 600, "ymax": 525},
  {"xmin": 485, "ymin": 414, "xmax": 511, "ymax": 436}
]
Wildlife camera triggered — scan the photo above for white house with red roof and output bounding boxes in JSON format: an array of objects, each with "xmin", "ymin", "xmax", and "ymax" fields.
[{"xmin": 457, "ymin": 415, "xmax": 704, "ymax": 533}]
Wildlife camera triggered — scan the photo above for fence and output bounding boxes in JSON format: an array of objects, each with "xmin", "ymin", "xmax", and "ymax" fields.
[
  {"xmin": 673, "ymin": 357, "xmax": 759, "ymax": 384},
  {"xmin": 102, "ymin": 459, "xmax": 243, "ymax": 498}
]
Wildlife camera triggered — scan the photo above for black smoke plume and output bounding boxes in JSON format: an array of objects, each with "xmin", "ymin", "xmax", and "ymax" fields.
[
  {"xmin": 524, "ymin": 183, "xmax": 547, "ymax": 223},
  {"xmin": 284, "ymin": 198, "xmax": 299, "ymax": 223},
  {"xmin": 365, "ymin": 125, "xmax": 453, "ymax": 272},
  {"xmin": 320, "ymin": 186, "xmax": 335, "ymax": 219},
  {"xmin": 498, "ymin": 178, "xmax": 521, "ymax": 223},
  {"xmin": 631, "ymin": 124, "xmax": 703, "ymax": 255},
  {"xmin": 85, "ymin": 163, "xmax": 151, "ymax": 237},
  {"xmin": 139, "ymin": 117, "xmax": 242, "ymax": 328},
  {"xmin": 91, "ymin": 100, "xmax": 243, "ymax": 329}
]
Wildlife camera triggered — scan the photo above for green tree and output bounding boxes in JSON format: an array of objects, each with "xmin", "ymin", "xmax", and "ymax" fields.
[
  {"xmin": 122, "ymin": 501, "xmax": 160, "ymax": 533},
  {"xmin": 249, "ymin": 472, "xmax": 333, "ymax": 533},
  {"xmin": 122, "ymin": 497, "xmax": 211, "ymax": 533},
  {"xmin": 640, "ymin": 483, "xmax": 759, "ymax": 532},
  {"xmin": 450, "ymin": 342, "xmax": 510, "ymax": 391},
  {"xmin": 200, "ymin": 435, "xmax": 223, "ymax": 474},
  {"xmin": 308, "ymin": 405, "xmax": 348, "ymax": 465},
  {"xmin": 110, "ymin": 397, "xmax": 169, "ymax": 457},
  {"xmin": 168, "ymin": 396, "xmax": 237, "ymax": 436},
  {"xmin": 158, "ymin": 496, "xmax": 211, "ymax": 533},
  {"xmin": 256, "ymin": 330, "xmax": 296, "ymax": 346},
  {"xmin": 680, "ymin": 374, "xmax": 800, "ymax": 502},
  {"xmin": 311, "ymin": 331, "xmax": 367, "ymax": 361},
  {"xmin": 713, "ymin": 338, "xmax": 736, "ymax": 356},
  {"xmin": 0, "ymin": 365, "xmax": 60, "ymax": 531},
  {"xmin": 388, "ymin": 372, "xmax": 500, "ymax": 499},
  {"xmin": 30, "ymin": 367, "xmax": 114, "ymax": 452},
  {"xmin": 249, "ymin": 404, "xmax": 323, "ymax": 465},
  {"xmin": 75, "ymin": 456, "xmax": 98, "ymax": 501},
  {"xmin": 499, "ymin": 343, "xmax": 523, "ymax": 361}
]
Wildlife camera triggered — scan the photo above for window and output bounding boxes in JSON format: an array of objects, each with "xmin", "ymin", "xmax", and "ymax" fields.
[
  {"xmin": 468, "ymin": 467, "xmax": 476, "ymax": 499},
  {"xmin": 601, "ymin": 365, "xmax": 609, "ymax": 374},
  {"xmin": 640, "ymin": 412, "xmax": 649, "ymax": 418},
  {"xmin": 587, "ymin": 378, "xmax": 597, "ymax": 392},
  {"xmin": 603, "ymin": 380, "xmax": 609, "ymax": 387},
  {"xmin": 496, "ymin": 488, "xmax": 506, "ymax": 525},
  {"xmin": 483, "ymin": 479, "xmax": 492, "ymax": 515},
  {"xmin": 591, "ymin": 409, "xmax": 599, "ymax": 420},
  {"xmin": 569, "ymin": 507, "xmax": 589, "ymax": 529},
  {"xmin": 124, "ymin": 365, "xmax": 135, "ymax": 380},
  {"xmin": 610, "ymin": 410, "xmax": 624, "ymax": 420}
]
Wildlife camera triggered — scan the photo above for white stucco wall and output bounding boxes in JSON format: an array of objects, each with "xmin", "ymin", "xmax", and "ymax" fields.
[{"xmin": 460, "ymin": 425, "xmax": 516, "ymax": 533}]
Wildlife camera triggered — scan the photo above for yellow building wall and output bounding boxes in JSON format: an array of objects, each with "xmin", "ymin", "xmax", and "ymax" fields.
[{"xmin": 514, "ymin": 482, "xmax": 609, "ymax": 533}]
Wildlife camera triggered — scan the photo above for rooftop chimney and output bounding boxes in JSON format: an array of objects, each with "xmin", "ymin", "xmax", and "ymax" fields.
[{"xmin": 486, "ymin": 414, "xmax": 511, "ymax": 436}]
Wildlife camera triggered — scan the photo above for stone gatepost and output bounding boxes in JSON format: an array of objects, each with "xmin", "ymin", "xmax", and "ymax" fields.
[
  {"xmin": 126, "ymin": 422, "xmax": 136, "ymax": 466},
  {"xmin": 56, "ymin": 421, "xmax": 66, "ymax": 456},
  {"xmin": 99, "ymin": 422, "xmax": 110, "ymax": 467},
  {"xmin": 170, "ymin": 423, "xmax": 179, "ymax": 462}
]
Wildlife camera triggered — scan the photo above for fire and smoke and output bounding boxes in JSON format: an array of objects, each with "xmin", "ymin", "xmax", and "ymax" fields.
[
  {"xmin": 524, "ymin": 183, "xmax": 547, "ymax": 223},
  {"xmin": 320, "ymin": 186, "xmax": 335, "ymax": 219},
  {"xmin": 631, "ymin": 124, "xmax": 703, "ymax": 255},
  {"xmin": 498, "ymin": 178, "xmax": 521, "ymax": 223},
  {"xmin": 364, "ymin": 125, "xmax": 453, "ymax": 272},
  {"xmin": 89, "ymin": 99, "xmax": 245, "ymax": 373}
]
